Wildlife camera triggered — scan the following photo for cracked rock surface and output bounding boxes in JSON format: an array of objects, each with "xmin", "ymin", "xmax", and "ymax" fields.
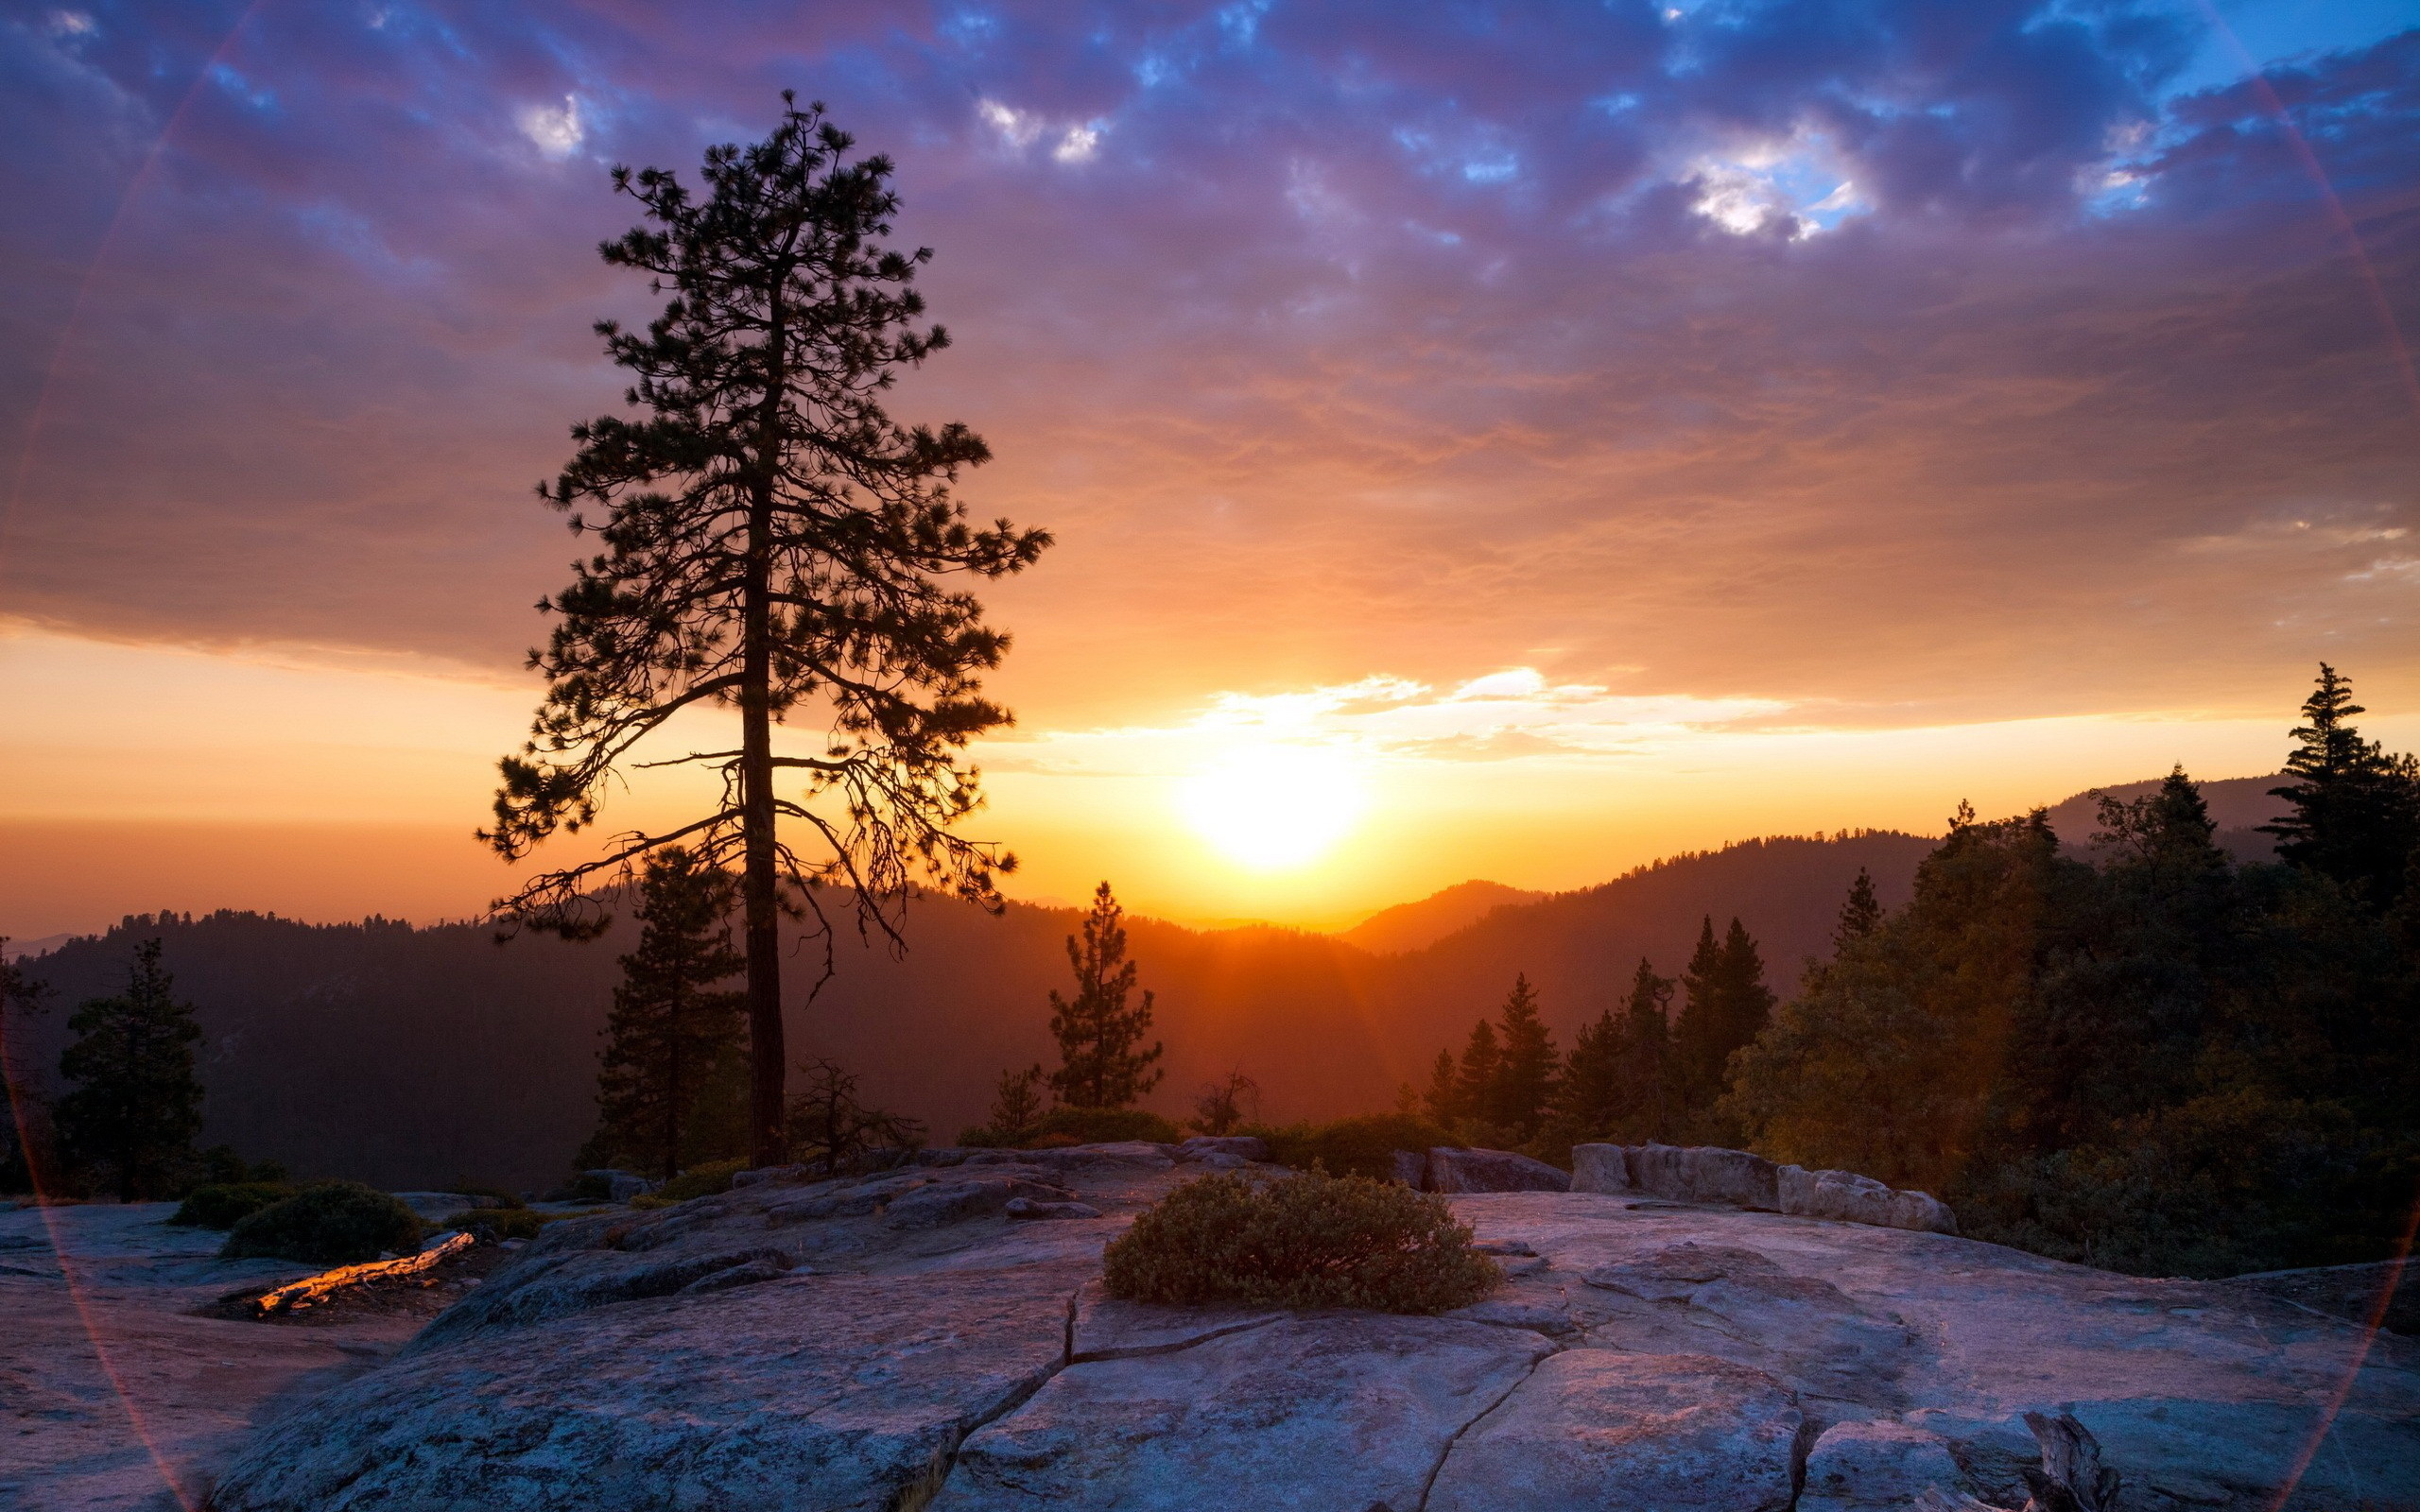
[{"xmin": 207, "ymin": 1150, "xmax": 2420, "ymax": 1512}]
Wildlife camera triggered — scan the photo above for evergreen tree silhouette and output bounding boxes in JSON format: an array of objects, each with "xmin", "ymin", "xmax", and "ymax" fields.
[
  {"xmin": 2263, "ymin": 664, "xmax": 2420, "ymax": 904},
  {"xmin": 0, "ymin": 942, "xmax": 55, "ymax": 1194},
  {"xmin": 1673, "ymin": 917, "xmax": 1727, "ymax": 1108},
  {"xmin": 483, "ymin": 96, "xmax": 1050, "ymax": 1163},
  {"xmin": 55, "ymin": 940, "xmax": 202, "ymax": 1201},
  {"xmin": 1422, "ymin": 1047, "xmax": 1461, "ymax": 1125},
  {"xmin": 1554, "ymin": 1004, "xmax": 1622, "ymax": 1140},
  {"xmin": 1834, "ymin": 868, "xmax": 1882, "ymax": 952},
  {"xmin": 1491, "ymin": 973, "xmax": 1559, "ymax": 1138},
  {"xmin": 1454, "ymin": 1019, "xmax": 1502, "ymax": 1126},
  {"xmin": 1047, "ymin": 884, "xmax": 1164, "ymax": 1108},
  {"xmin": 593, "ymin": 848, "xmax": 748, "ymax": 1181},
  {"xmin": 1614, "ymin": 956, "xmax": 1675, "ymax": 1140}
]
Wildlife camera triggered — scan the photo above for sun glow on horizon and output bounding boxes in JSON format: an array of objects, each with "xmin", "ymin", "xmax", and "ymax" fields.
[{"xmin": 1178, "ymin": 743, "xmax": 1371, "ymax": 870}]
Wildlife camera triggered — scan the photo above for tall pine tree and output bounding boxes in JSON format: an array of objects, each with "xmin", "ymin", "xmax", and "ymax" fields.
[
  {"xmin": 1673, "ymin": 917, "xmax": 1727, "ymax": 1109},
  {"xmin": 1553, "ymin": 1005, "xmax": 1622, "ymax": 1140},
  {"xmin": 483, "ymin": 96, "xmax": 1050, "ymax": 1164},
  {"xmin": 1614, "ymin": 957, "xmax": 1675, "ymax": 1140},
  {"xmin": 1491, "ymin": 974, "xmax": 1559, "ymax": 1138},
  {"xmin": 55, "ymin": 940, "xmax": 203, "ymax": 1201},
  {"xmin": 2262, "ymin": 664, "xmax": 2420, "ymax": 904},
  {"xmin": 592, "ymin": 848, "xmax": 749, "ymax": 1181},
  {"xmin": 1047, "ymin": 883, "xmax": 1164, "ymax": 1108},
  {"xmin": 1454, "ymin": 1019, "xmax": 1502, "ymax": 1125}
]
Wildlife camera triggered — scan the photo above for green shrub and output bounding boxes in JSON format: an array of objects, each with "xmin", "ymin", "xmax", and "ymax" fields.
[
  {"xmin": 1104, "ymin": 1169, "xmax": 1498, "ymax": 1313},
  {"xmin": 443, "ymin": 1205, "xmax": 545, "ymax": 1241},
  {"xmin": 960, "ymin": 1106, "xmax": 1184, "ymax": 1148},
  {"xmin": 220, "ymin": 1181, "xmax": 424, "ymax": 1265},
  {"xmin": 655, "ymin": 1158, "xmax": 750, "ymax": 1203},
  {"xmin": 1248, "ymin": 1114, "xmax": 1456, "ymax": 1182},
  {"xmin": 169, "ymin": 1181, "xmax": 296, "ymax": 1230}
]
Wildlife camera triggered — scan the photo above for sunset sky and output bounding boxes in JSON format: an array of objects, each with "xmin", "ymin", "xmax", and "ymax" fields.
[{"xmin": 4, "ymin": 0, "xmax": 2417, "ymax": 939}]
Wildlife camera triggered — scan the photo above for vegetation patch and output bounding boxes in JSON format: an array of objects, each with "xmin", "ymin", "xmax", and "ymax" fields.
[
  {"xmin": 220, "ymin": 1181, "xmax": 425, "ymax": 1266},
  {"xmin": 442, "ymin": 1205, "xmax": 547, "ymax": 1240},
  {"xmin": 1248, "ymin": 1114, "xmax": 1456, "ymax": 1182},
  {"xmin": 1103, "ymin": 1169, "xmax": 1499, "ymax": 1313},
  {"xmin": 169, "ymin": 1181, "xmax": 297, "ymax": 1230},
  {"xmin": 961, "ymin": 1106, "xmax": 1184, "ymax": 1149}
]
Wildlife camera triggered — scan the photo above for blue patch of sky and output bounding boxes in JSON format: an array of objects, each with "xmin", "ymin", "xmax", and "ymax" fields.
[
  {"xmin": 2159, "ymin": 0, "xmax": 2417, "ymax": 96},
  {"xmin": 209, "ymin": 61, "xmax": 276, "ymax": 112},
  {"xmin": 1217, "ymin": 0, "xmax": 1271, "ymax": 47},
  {"xmin": 1763, "ymin": 150, "xmax": 1859, "ymax": 229}
]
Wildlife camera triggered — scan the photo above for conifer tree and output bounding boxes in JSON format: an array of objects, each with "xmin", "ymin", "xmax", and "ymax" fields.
[
  {"xmin": 1047, "ymin": 884, "xmax": 1164, "ymax": 1108},
  {"xmin": 1491, "ymin": 974, "xmax": 1559, "ymax": 1138},
  {"xmin": 483, "ymin": 96, "xmax": 1050, "ymax": 1164},
  {"xmin": 1422, "ymin": 1047, "xmax": 1461, "ymax": 1125},
  {"xmin": 1717, "ymin": 918, "xmax": 1777, "ymax": 1074},
  {"xmin": 2263, "ymin": 664, "xmax": 2420, "ymax": 903},
  {"xmin": 593, "ymin": 848, "xmax": 748, "ymax": 1181},
  {"xmin": 55, "ymin": 940, "xmax": 203, "ymax": 1201},
  {"xmin": 1613, "ymin": 957, "xmax": 1675, "ymax": 1139},
  {"xmin": 986, "ymin": 1063, "xmax": 1047, "ymax": 1139},
  {"xmin": 1454, "ymin": 1019, "xmax": 1502, "ymax": 1125},
  {"xmin": 1553, "ymin": 1005, "xmax": 1622, "ymax": 1139},
  {"xmin": 0, "ymin": 943, "xmax": 55, "ymax": 1194},
  {"xmin": 1673, "ymin": 917, "xmax": 1727, "ymax": 1108},
  {"xmin": 1834, "ymin": 868, "xmax": 1882, "ymax": 952}
]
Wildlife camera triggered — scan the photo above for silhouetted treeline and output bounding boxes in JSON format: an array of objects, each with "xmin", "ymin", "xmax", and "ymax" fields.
[
  {"xmin": 2, "ymin": 832, "xmax": 1919, "ymax": 1190},
  {"xmin": 1726, "ymin": 668, "xmax": 2420, "ymax": 1277}
]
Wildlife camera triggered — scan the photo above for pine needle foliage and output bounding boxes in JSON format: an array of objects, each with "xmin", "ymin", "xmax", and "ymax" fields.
[
  {"xmin": 483, "ymin": 94, "xmax": 1049, "ymax": 1163},
  {"xmin": 1047, "ymin": 883, "xmax": 1165, "ymax": 1109},
  {"xmin": 55, "ymin": 940, "xmax": 203, "ymax": 1202},
  {"xmin": 593, "ymin": 847, "xmax": 749, "ymax": 1182},
  {"xmin": 1102, "ymin": 1170, "xmax": 1499, "ymax": 1313}
]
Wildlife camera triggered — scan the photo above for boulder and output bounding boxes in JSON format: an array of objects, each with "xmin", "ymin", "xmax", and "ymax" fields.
[
  {"xmin": 1427, "ymin": 1351, "xmax": 1802, "ymax": 1512},
  {"xmin": 1628, "ymin": 1144, "xmax": 1780, "ymax": 1209},
  {"xmin": 1426, "ymin": 1147, "xmax": 1571, "ymax": 1194},
  {"xmin": 1798, "ymin": 1420, "xmax": 1975, "ymax": 1512},
  {"xmin": 1391, "ymin": 1148, "xmax": 1427, "ymax": 1187},
  {"xmin": 583, "ymin": 1169, "xmax": 657, "ymax": 1203},
  {"xmin": 1175, "ymin": 1136, "xmax": 1270, "ymax": 1162},
  {"xmin": 1569, "ymin": 1143, "xmax": 1634, "ymax": 1194},
  {"xmin": 1777, "ymin": 1165, "xmax": 1958, "ymax": 1234}
]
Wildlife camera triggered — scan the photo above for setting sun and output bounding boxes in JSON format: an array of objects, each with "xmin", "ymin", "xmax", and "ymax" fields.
[{"xmin": 1178, "ymin": 744, "xmax": 1370, "ymax": 870}]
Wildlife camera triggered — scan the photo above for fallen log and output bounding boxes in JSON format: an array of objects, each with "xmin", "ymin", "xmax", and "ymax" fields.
[{"xmin": 252, "ymin": 1231, "xmax": 475, "ymax": 1317}]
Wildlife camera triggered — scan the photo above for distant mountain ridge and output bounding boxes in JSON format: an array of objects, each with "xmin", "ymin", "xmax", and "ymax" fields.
[
  {"xmin": 1339, "ymin": 880, "xmax": 1547, "ymax": 955},
  {"xmin": 5, "ymin": 773, "xmax": 2289, "ymax": 1190}
]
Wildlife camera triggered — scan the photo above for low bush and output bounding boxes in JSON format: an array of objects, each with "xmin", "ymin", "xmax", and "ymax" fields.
[
  {"xmin": 1105, "ymin": 1169, "xmax": 1498, "ymax": 1312},
  {"xmin": 220, "ymin": 1181, "xmax": 424, "ymax": 1265},
  {"xmin": 654, "ymin": 1158, "xmax": 750, "ymax": 1204},
  {"xmin": 169, "ymin": 1181, "xmax": 296, "ymax": 1230},
  {"xmin": 1247, "ymin": 1114, "xmax": 1457, "ymax": 1182},
  {"xmin": 442, "ymin": 1205, "xmax": 545, "ymax": 1241},
  {"xmin": 960, "ymin": 1106, "xmax": 1185, "ymax": 1149}
]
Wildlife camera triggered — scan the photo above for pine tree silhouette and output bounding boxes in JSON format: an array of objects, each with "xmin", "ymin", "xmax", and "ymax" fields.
[
  {"xmin": 483, "ymin": 96, "xmax": 1050, "ymax": 1162},
  {"xmin": 1047, "ymin": 884, "xmax": 1165, "ymax": 1109},
  {"xmin": 593, "ymin": 848, "xmax": 747, "ymax": 1181},
  {"xmin": 56, "ymin": 940, "xmax": 203, "ymax": 1201}
]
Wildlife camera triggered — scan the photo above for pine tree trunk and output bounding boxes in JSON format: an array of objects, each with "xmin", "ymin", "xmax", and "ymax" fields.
[{"xmin": 741, "ymin": 486, "xmax": 785, "ymax": 1169}]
